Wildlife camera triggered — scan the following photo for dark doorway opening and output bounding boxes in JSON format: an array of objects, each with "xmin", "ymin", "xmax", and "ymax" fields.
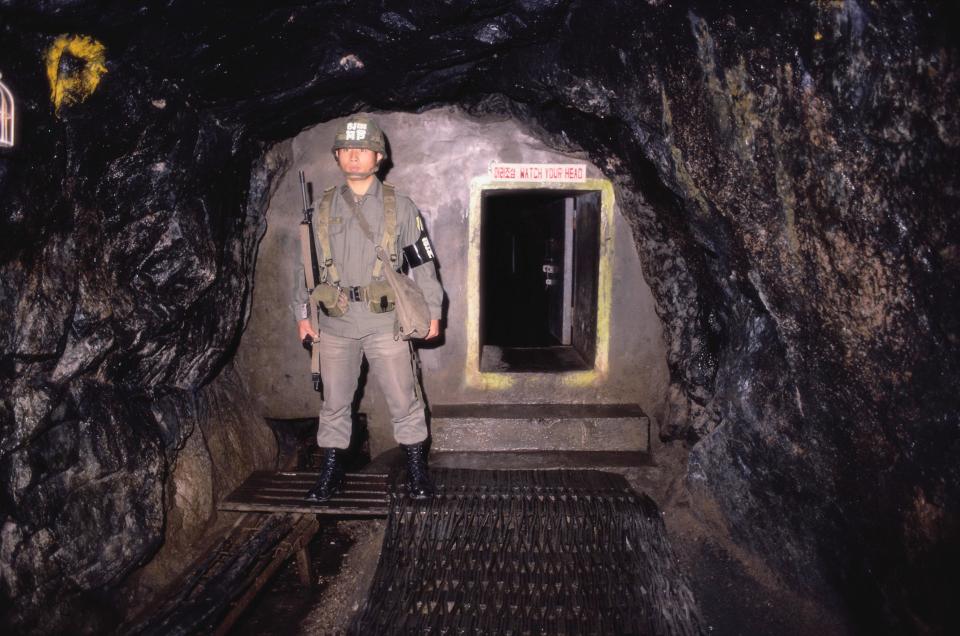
[{"xmin": 480, "ymin": 189, "xmax": 601, "ymax": 372}]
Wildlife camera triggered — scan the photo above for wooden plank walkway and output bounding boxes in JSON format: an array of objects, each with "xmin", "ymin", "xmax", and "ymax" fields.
[
  {"xmin": 128, "ymin": 512, "xmax": 319, "ymax": 636},
  {"xmin": 218, "ymin": 471, "xmax": 390, "ymax": 516}
]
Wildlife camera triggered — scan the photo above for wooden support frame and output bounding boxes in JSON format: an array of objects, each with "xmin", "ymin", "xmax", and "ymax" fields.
[
  {"xmin": 295, "ymin": 545, "xmax": 315, "ymax": 588},
  {"xmin": 127, "ymin": 512, "xmax": 320, "ymax": 635},
  {"xmin": 213, "ymin": 513, "xmax": 319, "ymax": 636},
  {"xmin": 129, "ymin": 469, "xmax": 389, "ymax": 633}
]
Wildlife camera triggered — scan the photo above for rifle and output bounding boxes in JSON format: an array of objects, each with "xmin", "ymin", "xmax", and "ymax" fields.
[{"xmin": 298, "ymin": 170, "xmax": 322, "ymax": 393}]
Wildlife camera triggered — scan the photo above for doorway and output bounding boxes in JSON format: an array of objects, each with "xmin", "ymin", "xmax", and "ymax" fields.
[{"xmin": 480, "ymin": 189, "xmax": 601, "ymax": 372}]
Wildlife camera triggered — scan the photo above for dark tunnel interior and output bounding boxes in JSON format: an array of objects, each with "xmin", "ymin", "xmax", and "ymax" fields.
[
  {"xmin": 1, "ymin": 1, "xmax": 959, "ymax": 634},
  {"xmin": 482, "ymin": 191, "xmax": 574, "ymax": 349},
  {"xmin": 480, "ymin": 189, "xmax": 600, "ymax": 372}
]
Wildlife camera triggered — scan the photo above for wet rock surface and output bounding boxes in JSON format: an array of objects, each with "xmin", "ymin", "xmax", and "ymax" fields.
[{"xmin": 1, "ymin": 1, "xmax": 958, "ymax": 634}]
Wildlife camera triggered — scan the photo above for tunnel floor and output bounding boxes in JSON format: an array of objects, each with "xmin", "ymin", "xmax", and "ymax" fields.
[{"xmin": 223, "ymin": 442, "xmax": 850, "ymax": 635}]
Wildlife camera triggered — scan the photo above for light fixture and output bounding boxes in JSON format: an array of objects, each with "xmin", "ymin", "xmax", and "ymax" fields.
[{"xmin": 0, "ymin": 72, "xmax": 13, "ymax": 148}]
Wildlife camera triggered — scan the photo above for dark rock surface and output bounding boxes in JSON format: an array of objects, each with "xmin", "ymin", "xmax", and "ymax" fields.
[{"xmin": 0, "ymin": 1, "xmax": 957, "ymax": 634}]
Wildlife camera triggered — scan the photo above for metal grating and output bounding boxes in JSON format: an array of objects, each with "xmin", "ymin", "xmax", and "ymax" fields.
[{"xmin": 352, "ymin": 468, "xmax": 705, "ymax": 635}]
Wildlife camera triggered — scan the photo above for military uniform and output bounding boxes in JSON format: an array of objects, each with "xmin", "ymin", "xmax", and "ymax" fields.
[
  {"xmin": 292, "ymin": 178, "xmax": 443, "ymax": 449},
  {"xmin": 294, "ymin": 114, "xmax": 441, "ymax": 501}
]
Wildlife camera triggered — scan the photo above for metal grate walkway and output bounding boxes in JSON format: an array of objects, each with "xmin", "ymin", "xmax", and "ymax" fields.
[{"xmin": 351, "ymin": 468, "xmax": 705, "ymax": 635}]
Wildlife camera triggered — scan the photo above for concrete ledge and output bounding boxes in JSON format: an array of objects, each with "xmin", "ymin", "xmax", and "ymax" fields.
[
  {"xmin": 429, "ymin": 403, "xmax": 649, "ymax": 453},
  {"xmin": 431, "ymin": 451, "xmax": 653, "ymax": 470}
]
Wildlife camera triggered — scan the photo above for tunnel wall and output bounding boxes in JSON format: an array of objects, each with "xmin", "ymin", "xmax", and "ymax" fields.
[
  {"xmin": 1, "ymin": 2, "xmax": 958, "ymax": 634},
  {"xmin": 236, "ymin": 108, "xmax": 669, "ymax": 457},
  {"xmin": 0, "ymin": 25, "xmax": 284, "ymax": 631}
]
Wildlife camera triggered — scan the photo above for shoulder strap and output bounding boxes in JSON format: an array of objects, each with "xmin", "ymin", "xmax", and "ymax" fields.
[
  {"xmin": 373, "ymin": 183, "xmax": 398, "ymax": 279},
  {"xmin": 314, "ymin": 186, "xmax": 339, "ymax": 285}
]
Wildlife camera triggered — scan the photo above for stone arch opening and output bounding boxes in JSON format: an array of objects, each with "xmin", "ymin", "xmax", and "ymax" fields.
[{"xmin": 235, "ymin": 107, "xmax": 669, "ymax": 460}]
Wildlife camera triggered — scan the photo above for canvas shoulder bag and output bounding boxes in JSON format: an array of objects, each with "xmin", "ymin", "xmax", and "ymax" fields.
[{"xmin": 375, "ymin": 245, "xmax": 431, "ymax": 340}]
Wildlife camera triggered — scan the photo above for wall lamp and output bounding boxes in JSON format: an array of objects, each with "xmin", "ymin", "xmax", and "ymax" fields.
[{"xmin": 1, "ymin": 72, "xmax": 15, "ymax": 148}]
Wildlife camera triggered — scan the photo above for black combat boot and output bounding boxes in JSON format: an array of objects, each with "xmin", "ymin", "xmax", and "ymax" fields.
[
  {"xmin": 305, "ymin": 448, "xmax": 345, "ymax": 502},
  {"xmin": 401, "ymin": 442, "xmax": 435, "ymax": 500}
]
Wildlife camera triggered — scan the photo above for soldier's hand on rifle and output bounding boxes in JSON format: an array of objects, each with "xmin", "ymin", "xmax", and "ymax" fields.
[
  {"xmin": 298, "ymin": 319, "xmax": 319, "ymax": 348},
  {"xmin": 425, "ymin": 319, "xmax": 441, "ymax": 340}
]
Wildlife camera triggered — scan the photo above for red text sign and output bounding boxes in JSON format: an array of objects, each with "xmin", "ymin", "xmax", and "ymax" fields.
[{"xmin": 488, "ymin": 162, "xmax": 587, "ymax": 182}]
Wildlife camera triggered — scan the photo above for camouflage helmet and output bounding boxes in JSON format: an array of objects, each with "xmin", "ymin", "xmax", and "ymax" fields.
[{"xmin": 331, "ymin": 114, "xmax": 387, "ymax": 157}]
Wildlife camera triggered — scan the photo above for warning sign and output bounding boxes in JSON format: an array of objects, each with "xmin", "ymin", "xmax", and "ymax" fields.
[{"xmin": 488, "ymin": 162, "xmax": 587, "ymax": 183}]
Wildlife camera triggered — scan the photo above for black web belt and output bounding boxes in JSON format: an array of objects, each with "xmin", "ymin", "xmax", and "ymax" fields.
[{"xmin": 346, "ymin": 285, "xmax": 368, "ymax": 302}]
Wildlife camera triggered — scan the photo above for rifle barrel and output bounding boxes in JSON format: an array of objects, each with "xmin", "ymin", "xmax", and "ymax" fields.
[{"xmin": 299, "ymin": 170, "xmax": 311, "ymax": 220}]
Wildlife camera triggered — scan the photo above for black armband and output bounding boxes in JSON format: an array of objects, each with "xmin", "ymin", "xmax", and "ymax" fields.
[{"xmin": 403, "ymin": 233, "xmax": 436, "ymax": 267}]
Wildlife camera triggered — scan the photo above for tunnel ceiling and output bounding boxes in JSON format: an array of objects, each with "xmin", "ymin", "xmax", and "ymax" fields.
[{"xmin": 2, "ymin": 1, "xmax": 959, "ymax": 633}]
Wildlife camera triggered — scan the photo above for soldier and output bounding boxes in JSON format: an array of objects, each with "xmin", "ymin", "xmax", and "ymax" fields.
[{"xmin": 292, "ymin": 114, "xmax": 443, "ymax": 501}]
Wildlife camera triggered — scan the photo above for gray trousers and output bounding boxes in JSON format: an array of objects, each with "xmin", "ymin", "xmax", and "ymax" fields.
[{"xmin": 316, "ymin": 330, "xmax": 428, "ymax": 449}]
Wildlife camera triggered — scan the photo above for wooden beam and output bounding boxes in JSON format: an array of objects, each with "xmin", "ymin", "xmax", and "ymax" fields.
[
  {"xmin": 127, "ymin": 512, "xmax": 320, "ymax": 636},
  {"xmin": 213, "ymin": 514, "xmax": 319, "ymax": 635},
  {"xmin": 295, "ymin": 546, "xmax": 315, "ymax": 588}
]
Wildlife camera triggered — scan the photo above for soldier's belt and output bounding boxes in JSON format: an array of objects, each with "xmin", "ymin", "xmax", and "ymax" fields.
[
  {"xmin": 345, "ymin": 286, "xmax": 367, "ymax": 302},
  {"xmin": 312, "ymin": 282, "xmax": 395, "ymax": 314}
]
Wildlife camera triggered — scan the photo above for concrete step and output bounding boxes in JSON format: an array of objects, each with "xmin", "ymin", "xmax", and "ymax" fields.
[
  {"xmin": 430, "ymin": 450, "xmax": 652, "ymax": 471},
  {"xmin": 429, "ymin": 403, "xmax": 650, "ymax": 453}
]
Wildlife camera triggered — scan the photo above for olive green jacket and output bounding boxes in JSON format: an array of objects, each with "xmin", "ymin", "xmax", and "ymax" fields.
[{"xmin": 291, "ymin": 178, "xmax": 443, "ymax": 338}]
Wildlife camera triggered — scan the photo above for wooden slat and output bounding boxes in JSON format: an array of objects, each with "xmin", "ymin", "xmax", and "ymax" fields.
[
  {"xmin": 247, "ymin": 472, "xmax": 388, "ymax": 481},
  {"xmin": 227, "ymin": 495, "xmax": 386, "ymax": 507},
  {"xmin": 247, "ymin": 481, "xmax": 388, "ymax": 491},
  {"xmin": 229, "ymin": 486, "xmax": 387, "ymax": 499},
  {"xmin": 236, "ymin": 472, "xmax": 388, "ymax": 488},
  {"xmin": 219, "ymin": 501, "xmax": 389, "ymax": 515},
  {"xmin": 231, "ymin": 482, "xmax": 387, "ymax": 494},
  {"xmin": 224, "ymin": 492, "xmax": 387, "ymax": 505},
  {"xmin": 264, "ymin": 471, "xmax": 388, "ymax": 480}
]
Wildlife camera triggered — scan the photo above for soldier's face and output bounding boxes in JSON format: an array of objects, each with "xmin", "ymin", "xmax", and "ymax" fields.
[{"xmin": 336, "ymin": 148, "xmax": 381, "ymax": 179}]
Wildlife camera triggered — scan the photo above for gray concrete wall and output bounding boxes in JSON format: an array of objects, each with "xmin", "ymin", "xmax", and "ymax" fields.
[{"xmin": 236, "ymin": 107, "xmax": 669, "ymax": 457}]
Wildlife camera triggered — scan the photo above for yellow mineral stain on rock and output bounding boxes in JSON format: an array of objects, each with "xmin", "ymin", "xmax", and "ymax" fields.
[
  {"xmin": 660, "ymin": 88, "xmax": 710, "ymax": 217},
  {"xmin": 809, "ymin": 227, "xmax": 911, "ymax": 397},
  {"xmin": 691, "ymin": 16, "xmax": 733, "ymax": 139},
  {"xmin": 782, "ymin": 197, "xmax": 800, "ymax": 252},
  {"xmin": 690, "ymin": 17, "xmax": 761, "ymax": 168},
  {"xmin": 769, "ymin": 73, "xmax": 801, "ymax": 254},
  {"xmin": 45, "ymin": 35, "xmax": 108, "ymax": 113},
  {"xmin": 723, "ymin": 60, "xmax": 762, "ymax": 165}
]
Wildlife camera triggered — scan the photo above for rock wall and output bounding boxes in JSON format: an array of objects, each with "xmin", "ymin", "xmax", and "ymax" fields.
[
  {"xmin": 121, "ymin": 365, "xmax": 278, "ymax": 620},
  {"xmin": 0, "ymin": 18, "xmax": 282, "ymax": 632},
  {"xmin": 0, "ymin": 1, "xmax": 957, "ymax": 634}
]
